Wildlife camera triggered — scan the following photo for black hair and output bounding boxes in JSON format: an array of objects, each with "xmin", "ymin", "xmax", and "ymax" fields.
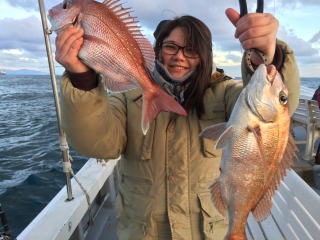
[{"xmin": 154, "ymin": 16, "xmax": 213, "ymax": 117}]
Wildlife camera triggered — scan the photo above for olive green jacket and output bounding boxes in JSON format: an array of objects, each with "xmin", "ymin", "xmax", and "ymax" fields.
[{"xmin": 60, "ymin": 40, "xmax": 300, "ymax": 240}]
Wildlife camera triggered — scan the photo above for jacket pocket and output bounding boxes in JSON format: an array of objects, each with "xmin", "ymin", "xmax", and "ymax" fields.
[
  {"xmin": 201, "ymin": 101, "xmax": 226, "ymax": 121},
  {"xmin": 198, "ymin": 192, "xmax": 227, "ymax": 240},
  {"xmin": 117, "ymin": 189, "xmax": 152, "ymax": 239}
]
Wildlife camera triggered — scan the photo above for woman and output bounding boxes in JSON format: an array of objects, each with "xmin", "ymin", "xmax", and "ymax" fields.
[{"xmin": 56, "ymin": 8, "xmax": 300, "ymax": 240}]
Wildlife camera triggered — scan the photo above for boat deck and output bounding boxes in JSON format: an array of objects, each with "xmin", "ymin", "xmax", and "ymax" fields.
[{"xmin": 293, "ymin": 126, "xmax": 320, "ymax": 195}]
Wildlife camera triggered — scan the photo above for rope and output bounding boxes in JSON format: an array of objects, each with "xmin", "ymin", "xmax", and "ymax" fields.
[
  {"xmin": 62, "ymin": 148, "xmax": 94, "ymax": 224},
  {"xmin": 60, "ymin": 136, "xmax": 69, "ymax": 152},
  {"xmin": 0, "ymin": 236, "xmax": 12, "ymax": 240}
]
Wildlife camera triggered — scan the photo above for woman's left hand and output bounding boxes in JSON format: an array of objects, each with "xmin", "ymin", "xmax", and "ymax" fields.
[{"xmin": 225, "ymin": 8, "xmax": 279, "ymax": 65}]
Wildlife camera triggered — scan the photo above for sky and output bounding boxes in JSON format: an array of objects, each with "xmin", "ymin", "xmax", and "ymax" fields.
[{"xmin": 0, "ymin": 0, "xmax": 319, "ymax": 77}]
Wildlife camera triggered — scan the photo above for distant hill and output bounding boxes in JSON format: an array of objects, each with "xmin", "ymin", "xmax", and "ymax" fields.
[{"xmin": 2, "ymin": 69, "xmax": 48, "ymax": 75}]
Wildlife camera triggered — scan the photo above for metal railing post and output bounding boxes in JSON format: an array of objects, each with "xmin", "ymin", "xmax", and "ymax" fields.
[{"xmin": 38, "ymin": 0, "xmax": 73, "ymax": 201}]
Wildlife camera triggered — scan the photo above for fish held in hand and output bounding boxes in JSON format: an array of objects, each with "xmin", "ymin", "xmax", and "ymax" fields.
[
  {"xmin": 200, "ymin": 64, "xmax": 297, "ymax": 240},
  {"xmin": 48, "ymin": 0, "xmax": 187, "ymax": 134}
]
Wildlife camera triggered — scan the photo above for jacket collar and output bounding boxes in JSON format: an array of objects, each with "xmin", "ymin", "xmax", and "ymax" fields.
[{"xmin": 126, "ymin": 67, "xmax": 232, "ymax": 102}]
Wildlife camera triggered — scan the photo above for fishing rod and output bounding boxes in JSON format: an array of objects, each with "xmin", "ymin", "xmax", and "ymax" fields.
[
  {"xmin": 37, "ymin": 2, "xmax": 93, "ymax": 223},
  {"xmin": 37, "ymin": 0, "xmax": 73, "ymax": 201},
  {"xmin": 0, "ymin": 204, "xmax": 12, "ymax": 240},
  {"xmin": 238, "ymin": 0, "xmax": 267, "ymax": 72},
  {"xmin": 239, "ymin": 0, "xmax": 264, "ymax": 17}
]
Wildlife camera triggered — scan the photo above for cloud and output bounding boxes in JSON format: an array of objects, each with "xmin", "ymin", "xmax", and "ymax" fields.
[
  {"xmin": 310, "ymin": 31, "xmax": 320, "ymax": 43},
  {"xmin": 126, "ymin": 0, "xmax": 241, "ymax": 51},
  {"xmin": 4, "ymin": 0, "xmax": 39, "ymax": 11},
  {"xmin": 0, "ymin": 49, "xmax": 49, "ymax": 71},
  {"xmin": 275, "ymin": 26, "xmax": 320, "ymax": 74},
  {"xmin": 0, "ymin": 15, "xmax": 53, "ymax": 71},
  {"xmin": 275, "ymin": 0, "xmax": 320, "ymax": 7},
  {"xmin": 1, "ymin": 0, "xmax": 320, "ymax": 76},
  {"xmin": 6, "ymin": 0, "xmax": 315, "ymax": 56},
  {"xmin": 278, "ymin": 27, "xmax": 319, "ymax": 57},
  {"xmin": 0, "ymin": 16, "xmax": 46, "ymax": 54},
  {"xmin": 214, "ymin": 50, "xmax": 242, "ymax": 67}
]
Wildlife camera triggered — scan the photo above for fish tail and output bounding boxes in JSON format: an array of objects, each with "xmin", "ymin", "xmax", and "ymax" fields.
[
  {"xmin": 141, "ymin": 86, "xmax": 187, "ymax": 134},
  {"xmin": 224, "ymin": 233, "xmax": 247, "ymax": 240}
]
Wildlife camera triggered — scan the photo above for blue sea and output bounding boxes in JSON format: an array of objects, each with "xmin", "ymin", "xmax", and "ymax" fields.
[
  {"xmin": 0, "ymin": 75, "xmax": 319, "ymax": 237},
  {"xmin": 0, "ymin": 75, "xmax": 87, "ymax": 238}
]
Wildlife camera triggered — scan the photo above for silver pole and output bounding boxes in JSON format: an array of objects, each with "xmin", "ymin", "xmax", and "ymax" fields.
[{"xmin": 38, "ymin": 0, "xmax": 73, "ymax": 201}]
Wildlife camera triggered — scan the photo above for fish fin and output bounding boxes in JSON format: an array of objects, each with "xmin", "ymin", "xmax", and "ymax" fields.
[
  {"xmin": 252, "ymin": 189, "xmax": 273, "ymax": 222},
  {"xmin": 209, "ymin": 180, "xmax": 227, "ymax": 217},
  {"xmin": 252, "ymin": 133, "xmax": 298, "ymax": 222},
  {"xmin": 103, "ymin": 0, "xmax": 117, "ymax": 5},
  {"xmin": 247, "ymin": 125, "xmax": 268, "ymax": 182},
  {"xmin": 247, "ymin": 126, "xmax": 263, "ymax": 153},
  {"xmin": 104, "ymin": 76, "xmax": 137, "ymax": 92},
  {"xmin": 269, "ymin": 133, "xmax": 297, "ymax": 190},
  {"xmin": 136, "ymin": 37, "xmax": 155, "ymax": 72},
  {"xmin": 141, "ymin": 86, "xmax": 187, "ymax": 134},
  {"xmin": 215, "ymin": 126, "xmax": 233, "ymax": 149},
  {"xmin": 102, "ymin": 0, "xmax": 155, "ymax": 72},
  {"xmin": 224, "ymin": 233, "xmax": 247, "ymax": 240},
  {"xmin": 199, "ymin": 122, "xmax": 228, "ymax": 141},
  {"xmin": 281, "ymin": 133, "xmax": 298, "ymax": 169}
]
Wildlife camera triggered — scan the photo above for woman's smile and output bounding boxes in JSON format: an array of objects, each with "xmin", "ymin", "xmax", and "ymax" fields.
[{"xmin": 161, "ymin": 27, "xmax": 200, "ymax": 80}]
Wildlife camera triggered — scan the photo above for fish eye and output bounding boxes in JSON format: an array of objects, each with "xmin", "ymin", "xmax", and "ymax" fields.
[
  {"xmin": 63, "ymin": 0, "xmax": 71, "ymax": 9},
  {"xmin": 279, "ymin": 91, "xmax": 288, "ymax": 105}
]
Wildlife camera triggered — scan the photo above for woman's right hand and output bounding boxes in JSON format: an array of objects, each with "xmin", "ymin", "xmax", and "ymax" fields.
[{"xmin": 55, "ymin": 25, "xmax": 90, "ymax": 73}]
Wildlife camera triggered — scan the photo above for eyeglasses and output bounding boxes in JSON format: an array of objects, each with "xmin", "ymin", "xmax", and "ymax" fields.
[{"xmin": 161, "ymin": 42, "xmax": 199, "ymax": 59}]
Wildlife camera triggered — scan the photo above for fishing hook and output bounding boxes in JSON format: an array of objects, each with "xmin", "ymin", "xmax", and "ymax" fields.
[{"xmin": 238, "ymin": 0, "xmax": 267, "ymax": 71}]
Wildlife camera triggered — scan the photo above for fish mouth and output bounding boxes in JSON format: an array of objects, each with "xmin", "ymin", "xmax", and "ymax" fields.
[
  {"xmin": 245, "ymin": 64, "xmax": 276, "ymax": 123},
  {"xmin": 266, "ymin": 65, "xmax": 277, "ymax": 85},
  {"xmin": 71, "ymin": 14, "xmax": 79, "ymax": 25},
  {"xmin": 50, "ymin": 14, "xmax": 79, "ymax": 32}
]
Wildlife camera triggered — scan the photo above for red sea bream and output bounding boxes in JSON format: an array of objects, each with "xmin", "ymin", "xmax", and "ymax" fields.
[
  {"xmin": 201, "ymin": 64, "xmax": 297, "ymax": 240},
  {"xmin": 48, "ymin": 0, "xmax": 187, "ymax": 134}
]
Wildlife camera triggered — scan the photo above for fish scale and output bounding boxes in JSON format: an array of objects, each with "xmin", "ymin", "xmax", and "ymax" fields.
[{"xmin": 80, "ymin": 13, "xmax": 142, "ymax": 83}]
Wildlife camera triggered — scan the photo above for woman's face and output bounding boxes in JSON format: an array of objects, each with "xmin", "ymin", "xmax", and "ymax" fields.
[{"xmin": 161, "ymin": 27, "xmax": 200, "ymax": 80}]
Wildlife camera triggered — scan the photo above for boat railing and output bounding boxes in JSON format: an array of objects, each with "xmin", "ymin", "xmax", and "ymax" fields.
[
  {"xmin": 292, "ymin": 98, "xmax": 320, "ymax": 161},
  {"xmin": 17, "ymin": 158, "xmax": 120, "ymax": 240},
  {"xmin": 17, "ymin": 158, "xmax": 320, "ymax": 240}
]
